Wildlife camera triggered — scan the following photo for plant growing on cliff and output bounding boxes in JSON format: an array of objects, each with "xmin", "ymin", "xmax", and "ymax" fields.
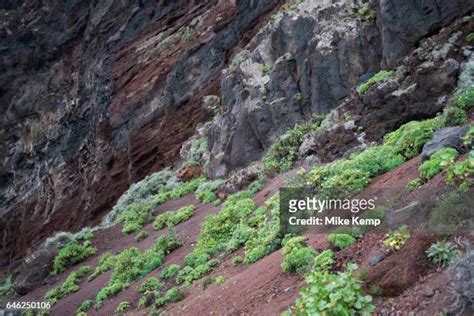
[
  {"xmin": 443, "ymin": 107, "xmax": 467, "ymax": 126},
  {"xmin": 383, "ymin": 225, "xmax": 410, "ymax": 250},
  {"xmin": 262, "ymin": 121, "xmax": 322, "ymax": 176},
  {"xmin": 281, "ymin": 236, "xmax": 316, "ymax": 274},
  {"xmin": 462, "ymin": 125, "xmax": 474, "ymax": 147},
  {"xmin": 45, "ymin": 266, "xmax": 92, "ymax": 305},
  {"xmin": 135, "ymin": 230, "xmax": 149, "ymax": 242},
  {"xmin": 52, "ymin": 240, "xmax": 96, "ymax": 274},
  {"xmin": 152, "ymin": 205, "xmax": 195, "ymax": 231},
  {"xmin": 446, "ymin": 154, "xmax": 474, "ymax": 190},
  {"xmin": 160, "ymin": 264, "xmax": 181, "ymax": 280},
  {"xmin": 419, "ymin": 147, "xmax": 459, "ymax": 180},
  {"xmin": 180, "ymin": 26, "xmax": 194, "ymax": 41},
  {"xmin": 0, "ymin": 275, "xmax": 14, "ymax": 296},
  {"xmin": 429, "ymin": 190, "xmax": 472, "ymax": 235},
  {"xmin": 77, "ymin": 299, "xmax": 94, "ymax": 313},
  {"xmin": 406, "ymin": 178, "xmax": 422, "ymax": 191},
  {"xmin": 88, "ymin": 252, "xmax": 116, "ymax": 282},
  {"xmin": 115, "ymin": 301, "xmax": 130, "ymax": 314},
  {"xmin": 286, "ymin": 263, "xmax": 374, "ymax": 315},
  {"xmin": 328, "ymin": 233, "xmax": 357, "ymax": 250},
  {"xmin": 426, "ymin": 241, "xmax": 460, "ymax": 266},
  {"xmin": 466, "ymin": 32, "xmax": 474, "ymax": 42},
  {"xmin": 453, "ymin": 87, "xmax": 474, "ymax": 110},
  {"xmin": 357, "ymin": 70, "xmax": 394, "ymax": 95},
  {"xmin": 195, "ymin": 179, "xmax": 224, "ymax": 203}
]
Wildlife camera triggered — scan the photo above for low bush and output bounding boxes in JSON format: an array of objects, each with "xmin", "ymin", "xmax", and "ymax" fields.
[
  {"xmin": 426, "ymin": 241, "xmax": 460, "ymax": 266},
  {"xmin": 88, "ymin": 252, "xmax": 116, "ymax": 282},
  {"xmin": 328, "ymin": 233, "xmax": 356, "ymax": 250},
  {"xmin": 138, "ymin": 277, "xmax": 164, "ymax": 294},
  {"xmin": 45, "ymin": 266, "xmax": 92, "ymax": 305},
  {"xmin": 0, "ymin": 275, "xmax": 13, "ymax": 296},
  {"xmin": 446, "ymin": 155, "xmax": 474, "ymax": 190},
  {"xmin": 196, "ymin": 179, "xmax": 224, "ymax": 203},
  {"xmin": 262, "ymin": 121, "xmax": 322, "ymax": 176},
  {"xmin": 443, "ymin": 107, "xmax": 467, "ymax": 126},
  {"xmin": 281, "ymin": 237, "xmax": 316, "ymax": 274},
  {"xmin": 462, "ymin": 125, "xmax": 474, "ymax": 147},
  {"xmin": 383, "ymin": 225, "xmax": 410, "ymax": 250},
  {"xmin": 77, "ymin": 299, "xmax": 93, "ymax": 313},
  {"xmin": 213, "ymin": 276, "xmax": 225, "ymax": 286},
  {"xmin": 357, "ymin": 70, "xmax": 394, "ymax": 95},
  {"xmin": 52, "ymin": 240, "xmax": 96, "ymax": 275},
  {"xmin": 429, "ymin": 191, "xmax": 472, "ymax": 235},
  {"xmin": 312, "ymin": 249, "xmax": 334, "ymax": 272},
  {"xmin": 232, "ymin": 256, "xmax": 243, "ymax": 266},
  {"xmin": 115, "ymin": 301, "xmax": 130, "ymax": 314},
  {"xmin": 160, "ymin": 264, "xmax": 180, "ymax": 280},
  {"xmin": 153, "ymin": 205, "xmax": 196, "ymax": 231},
  {"xmin": 287, "ymin": 263, "xmax": 374, "ymax": 315},
  {"xmin": 164, "ymin": 287, "xmax": 184, "ymax": 302},
  {"xmin": 135, "ymin": 230, "xmax": 149, "ymax": 242},
  {"xmin": 453, "ymin": 87, "xmax": 474, "ymax": 110},
  {"xmin": 419, "ymin": 147, "xmax": 458, "ymax": 180},
  {"xmin": 406, "ymin": 178, "xmax": 422, "ymax": 191}
]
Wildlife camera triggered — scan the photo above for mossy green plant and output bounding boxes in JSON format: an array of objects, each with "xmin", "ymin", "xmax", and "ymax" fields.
[
  {"xmin": 419, "ymin": 148, "xmax": 459, "ymax": 180},
  {"xmin": 357, "ymin": 70, "xmax": 394, "ymax": 95}
]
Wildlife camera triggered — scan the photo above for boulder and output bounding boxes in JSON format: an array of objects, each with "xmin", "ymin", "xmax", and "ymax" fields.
[
  {"xmin": 218, "ymin": 163, "xmax": 261, "ymax": 195},
  {"xmin": 386, "ymin": 201, "xmax": 420, "ymax": 228},
  {"xmin": 421, "ymin": 126, "xmax": 468, "ymax": 162},
  {"xmin": 176, "ymin": 164, "xmax": 202, "ymax": 181},
  {"xmin": 12, "ymin": 249, "xmax": 56, "ymax": 295}
]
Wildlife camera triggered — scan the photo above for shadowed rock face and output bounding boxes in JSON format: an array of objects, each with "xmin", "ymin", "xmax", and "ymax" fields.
[{"xmin": 0, "ymin": 0, "xmax": 280, "ymax": 265}]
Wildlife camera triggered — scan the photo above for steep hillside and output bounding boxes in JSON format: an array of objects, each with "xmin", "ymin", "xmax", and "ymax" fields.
[{"xmin": 1, "ymin": 0, "xmax": 474, "ymax": 316}]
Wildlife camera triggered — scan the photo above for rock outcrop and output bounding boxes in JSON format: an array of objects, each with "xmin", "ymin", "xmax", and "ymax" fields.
[
  {"xmin": 204, "ymin": 0, "xmax": 474, "ymax": 177},
  {"xmin": 0, "ymin": 0, "xmax": 281, "ymax": 265}
]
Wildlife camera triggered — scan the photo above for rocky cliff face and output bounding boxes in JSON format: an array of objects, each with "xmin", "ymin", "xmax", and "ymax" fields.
[
  {"xmin": 0, "ymin": 0, "xmax": 280, "ymax": 265},
  {"xmin": 1, "ymin": 0, "xmax": 473, "ymax": 267},
  {"xmin": 204, "ymin": 0, "xmax": 474, "ymax": 177}
]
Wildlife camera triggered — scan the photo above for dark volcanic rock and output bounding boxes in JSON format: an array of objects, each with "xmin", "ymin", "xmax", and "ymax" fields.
[
  {"xmin": 378, "ymin": 0, "xmax": 474, "ymax": 67},
  {"xmin": 421, "ymin": 126, "xmax": 468, "ymax": 161},
  {"xmin": 12, "ymin": 249, "xmax": 57, "ymax": 295},
  {"xmin": 0, "ymin": 0, "xmax": 280, "ymax": 265}
]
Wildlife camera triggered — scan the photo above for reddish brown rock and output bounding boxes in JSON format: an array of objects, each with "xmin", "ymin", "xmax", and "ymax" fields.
[{"xmin": 176, "ymin": 164, "xmax": 202, "ymax": 181}]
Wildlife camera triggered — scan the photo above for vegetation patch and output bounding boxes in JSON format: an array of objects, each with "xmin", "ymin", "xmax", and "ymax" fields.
[
  {"xmin": 383, "ymin": 225, "xmax": 410, "ymax": 250},
  {"xmin": 45, "ymin": 266, "xmax": 92, "ymax": 305},
  {"xmin": 52, "ymin": 240, "xmax": 96, "ymax": 275},
  {"xmin": 88, "ymin": 252, "xmax": 116, "ymax": 282},
  {"xmin": 446, "ymin": 154, "xmax": 474, "ymax": 190},
  {"xmin": 426, "ymin": 241, "xmax": 460, "ymax": 266},
  {"xmin": 77, "ymin": 299, "xmax": 93, "ymax": 313},
  {"xmin": 453, "ymin": 87, "xmax": 474, "ymax": 110},
  {"xmin": 286, "ymin": 263, "xmax": 374, "ymax": 315},
  {"xmin": 357, "ymin": 70, "xmax": 394, "ymax": 95},
  {"xmin": 419, "ymin": 147, "xmax": 458, "ymax": 180},
  {"xmin": 328, "ymin": 233, "xmax": 357, "ymax": 250},
  {"xmin": 262, "ymin": 119, "xmax": 323, "ymax": 176},
  {"xmin": 135, "ymin": 230, "xmax": 149, "ymax": 242},
  {"xmin": 429, "ymin": 191, "xmax": 472, "ymax": 235},
  {"xmin": 160, "ymin": 264, "xmax": 181, "ymax": 280},
  {"xmin": 152, "ymin": 205, "xmax": 196, "ymax": 231},
  {"xmin": 281, "ymin": 236, "xmax": 316, "ymax": 274},
  {"xmin": 0, "ymin": 275, "xmax": 14, "ymax": 296},
  {"xmin": 115, "ymin": 301, "xmax": 130, "ymax": 314},
  {"xmin": 443, "ymin": 107, "xmax": 467, "ymax": 126}
]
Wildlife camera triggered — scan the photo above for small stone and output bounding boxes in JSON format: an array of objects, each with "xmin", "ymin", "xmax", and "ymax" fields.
[
  {"xmin": 424, "ymin": 286, "xmax": 434, "ymax": 297},
  {"xmin": 368, "ymin": 251, "xmax": 386, "ymax": 266}
]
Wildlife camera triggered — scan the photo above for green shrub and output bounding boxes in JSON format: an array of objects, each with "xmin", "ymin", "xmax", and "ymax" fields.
[
  {"xmin": 53, "ymin": 241, "xmax": 96, "ymax": 274},
  {"xmin": 115, "ymin": 301, "xmax": 130, "ymax": 314},
  {"xmin": 180, "ymin": 26, "xmax": 194, "ymax": 41},
  {"xmin": 384, "ymin": 118, "xmax": 445, "ymax": 159},
  {"xmin": 135, "ymin": 230, "xmax": 149, "ymax": 242},
  {"xmin": 357, "ymin": 70, "xmax": 394, "ymax": 95},
  {"xmin": 262, "ymin": 64, "xmax": 271, "ymax": 75},
  {"xmin": 312, "ymin": 249, "xmax": 334, "ymax": 271},
  {"xmin": 232, "ymin": 256, "xmax": 243, "ymax": 266},
  {"xmin": 419, "ymin": 147, "xmax": 459, "ymax": 180},
  {"xmin": 443, "ymin": 107, "xmax": 467, "ymax": 126},
  {"xmin": 138, "ymin": 277, "xmax": 163, "ymax": 294},
  {"xmin": 289, "ymin": 263, "xmax": 374, "ymax": 315},
  {"xmin": 466, "ymin": 32, "xmax": 474, "ymax": 42},
  {"xmin": 45, "ymin": 266, "xmax": 92, "ymax": 305},
  {"xmin": 88, "ymin": 252, "xmax": 116, "ymax": 282},
  {"xmin": 406, "ymin": 178, "xmax": 422, "ymax": 191},
  {"xmin": 197, "ymin": 190, "xmax": 217, "ymax": 203},
  {"xmin": 213, "ymin": 275, "xmax": 225, "ymax": 286},
  {"xmin": 176, "ymin": 260, "xmax": 218, "ymax": 285},
  {"xmin": 230, "ymin": 51, "xmax": 249, "ymax": 72},
  {"xmin": 165, "ymin": 287, "xmax": 184, "ymax": 302},
  {"xmin": 294, "ymin": 92, "xmax": 303, "ymax": 103},
  {"xmin": 160, "ymin": 264, "xmax": 180, "ymax": 280},
  {"xmin": 153, "ymin": 205, "xmax": 196, "ymax": 231},
  {"xmin": 453, "ymin": 87, "xmax": 474, "ymax": 110},
  {"xmin": 328, "ymin": 233, "xmax": 356, "ymax": 250},
  {"xmin": 281, "ymin": 237, "xmax": 316, "ymax": 274},
  {"xmin": 77, "ymin": 299, "xmax": 93, "ymax": 313},
  {"xmin": 446, "ymin": 156, "xmax": 474, "ymax": 190},
  {"xmin": 262, "ymin": 122, "xmax": 322, "ymax": 176},
  {"xmin": 429, "ymin": 191, "xmax": 472, "ymax": 235},
  {"xmin": 462, "ymin": 125, "xmax": 474, "ymax": 147},
  {"xmin": 383, "ymin": 225, "xmax": 410, "ymax": 250},
  {"xmin": 0, "ymin": 275, "xmax": 14, "ymax": 296},
  {"xmin": 426, "ymin": 241, "xmax": 460, "ymax": 266}
]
